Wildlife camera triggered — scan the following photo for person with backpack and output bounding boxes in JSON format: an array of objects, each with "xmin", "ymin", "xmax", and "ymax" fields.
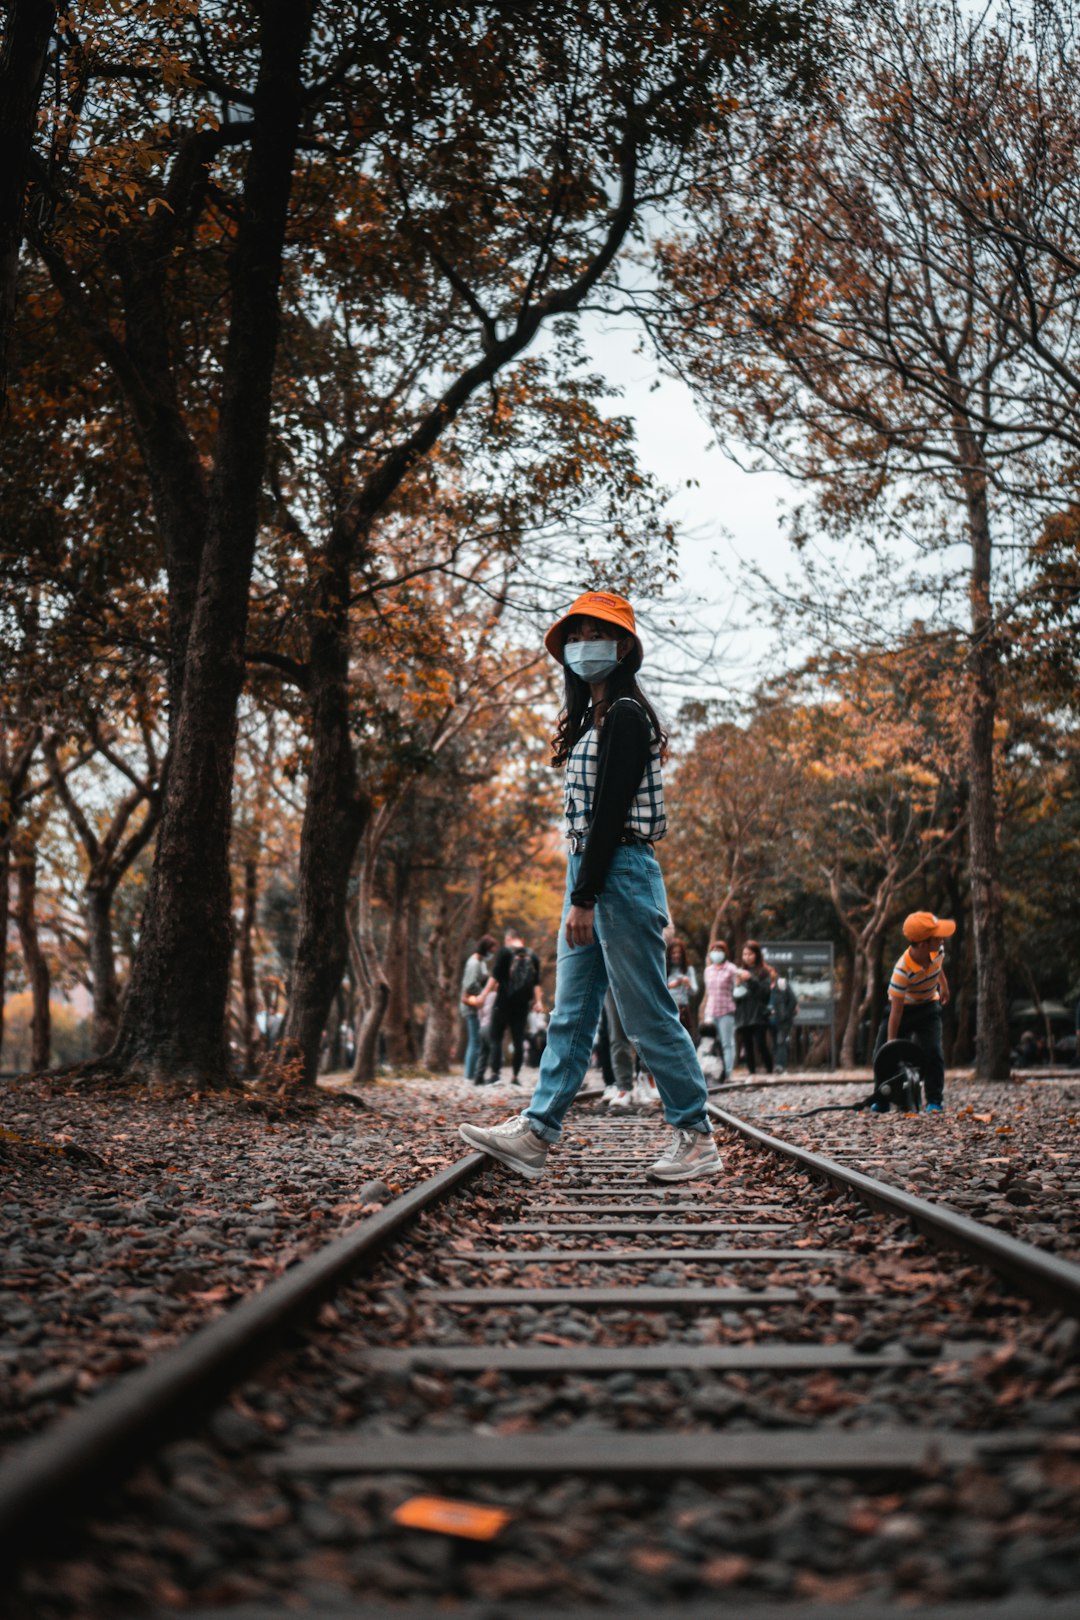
[
  {"xmin": 459, "ymin": 589, "xmax": 718, "ymax": 1182},
  {"xmin": 475, "ymin": 929, "xmax": 543, "ymax": 1087}
]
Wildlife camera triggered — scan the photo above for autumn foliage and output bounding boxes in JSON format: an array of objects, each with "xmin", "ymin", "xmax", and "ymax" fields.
[{"xmin": 1, "ymin": 2, "xmax": 1078, "ymax": 1086}]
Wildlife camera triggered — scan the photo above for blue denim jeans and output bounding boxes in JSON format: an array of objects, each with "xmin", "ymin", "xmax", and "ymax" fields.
[
  {"xmin": 462, "ymin": 1009, "xmax": 480, "ymax": 1079},
  {"xmin": 717, "ymin": 1012, "xmax": 735, "ymax": 1077},
  {"xmin": 525, "ymin": 846, "xmax": 711, "ymax": 1142},
  {"xmin": 605, "ymin": 987, "xmax": 634, "ymax": 1089}
]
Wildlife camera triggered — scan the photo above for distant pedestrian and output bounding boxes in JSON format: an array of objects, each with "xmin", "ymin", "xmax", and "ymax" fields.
[
  {"xmin": 665, "ymin": 938, "xmax": 698, "ymax": 1038},
  {"xmin": 770, "ymin": 973, "xmax": 799, "ymax": 1074},
  {"xmin": 526, "ymin": 1005, "xmax": 549, "ymax": 1068},
  {"xmin": 460, "ymin": 934, "xmax": 496, "ymax": 1080},
  {"xmin": 734, "ymin": 940, "xmax": 773, "ymax": 1075},
  {"xmin": 703, "ymin": 939, "xmax": 738, "ymax": 1079},
  {"xmin": 459, "ymin": 588, "xmax": 717, "ymax": 1181},
  {"xmin": 476, "ymin": 929, "xmax": 543, "ymax": 1087},
  {"xmin": 599, "ymin": 987, "xmax": 635, "ymax": 1110},
  {"xmin": 474, "ymin": 985, "xmax": 498, "ymax": 1083},
  {"xmin": 873, "ymin": 910, "xmax": 953, "ymax": 1112}
]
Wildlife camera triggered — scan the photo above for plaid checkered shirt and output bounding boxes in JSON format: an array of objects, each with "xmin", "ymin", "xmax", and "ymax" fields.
[
  {"xmin": 563, "ymin": 702, "xmax": 667, "ymax": 844},
  {"xmin": 703, "ymin": 960, "xmax": 738, "ymax": 1019}
]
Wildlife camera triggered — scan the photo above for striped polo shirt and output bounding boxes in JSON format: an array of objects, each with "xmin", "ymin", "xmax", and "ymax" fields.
[{"xmin": 888, "ymin": 947, "xmax": 945, "ymax": 1005}]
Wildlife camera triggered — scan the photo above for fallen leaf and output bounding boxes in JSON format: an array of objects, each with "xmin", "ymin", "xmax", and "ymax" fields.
[
  {"xmin": 702, "ymin": 1555, "xmax": 751, "ymax": 1585},
  {"xmin": 795, "ymin": 1572, "xmax": 869, "ymax": 1601},
  {"xmin": 392, "ymin": 1495, "xmax": 510, "ymax": 1541},
  {"xmin": 630, "ymin": 1547, "xmax": 674, "ymax": 1576}
]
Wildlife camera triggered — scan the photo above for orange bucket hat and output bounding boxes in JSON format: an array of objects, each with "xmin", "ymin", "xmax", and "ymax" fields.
[
  {"xmin": 903, "ymin": 911, "xmax": 956, "ymax": 942},
  {"xmin": 544, "ymin": 590, "xmax": 642, "ymax": 664}
]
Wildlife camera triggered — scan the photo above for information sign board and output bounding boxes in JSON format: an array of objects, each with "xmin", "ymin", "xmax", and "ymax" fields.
[{"xmin": 759, "ymin": 940, "xmax": 836, "ymax": 1068}]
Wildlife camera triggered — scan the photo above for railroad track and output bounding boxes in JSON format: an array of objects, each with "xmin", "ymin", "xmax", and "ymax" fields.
[
  {"xmin": 718, "ymin": 1076, "xmax": 1080, "ymax": 1263},
  {"xmin": 5, "ymin": 1090, "xmax": 1080, "ymax": 1618}
]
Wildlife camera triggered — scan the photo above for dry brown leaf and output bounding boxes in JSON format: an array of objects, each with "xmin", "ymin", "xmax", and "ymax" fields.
[
  {"xmin": 702, "ymin": 1555, "xmax": 751, "ymax": 1585},
  {"xmin": 630, "ymin": 1547, "xmax": 675, "ymax": 1576}
]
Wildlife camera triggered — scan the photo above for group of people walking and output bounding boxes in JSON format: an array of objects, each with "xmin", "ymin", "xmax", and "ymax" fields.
[
  {"xmin": 459, "ymin": 930, "xmax": 546, "ymax": 1087},
  {"xmin": 700, "ymin": 940, "xmax": 800, "ymax": 1078}
]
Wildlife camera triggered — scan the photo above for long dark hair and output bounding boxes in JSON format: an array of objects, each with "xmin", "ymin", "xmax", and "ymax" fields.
[{"xmin": 550, "ymin": 619, "xmax": 667, "ymax": 765}]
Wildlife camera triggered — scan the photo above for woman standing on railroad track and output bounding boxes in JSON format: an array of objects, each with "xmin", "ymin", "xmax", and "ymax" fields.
[{"xmin": 459, "ymin": 590, "xmax": 719, "ymax": 1184}]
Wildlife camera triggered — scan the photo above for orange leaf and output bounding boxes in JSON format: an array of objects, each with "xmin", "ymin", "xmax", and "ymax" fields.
[{"xmin": 391, "ymin": 1495, "xmax": 510, "ymax": 1541}]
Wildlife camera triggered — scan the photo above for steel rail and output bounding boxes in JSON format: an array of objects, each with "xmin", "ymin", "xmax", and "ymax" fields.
[
  {"xmin": 709, "ymin": 1100, "xmax": 1080, "ymax": 1318},
  {"xmin": 0, "ymin": 1152, "xmax": 484, "ymax": 1561},
  {"xmin": 7, "ymin": 1100, "xmax": 1079, "ymax": 1578},
  {"xmin": 174, "ymin": 1595, "xmax": 1080, "ymax": 1620}
]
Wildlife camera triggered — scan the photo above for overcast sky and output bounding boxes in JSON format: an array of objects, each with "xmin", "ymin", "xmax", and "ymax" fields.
[{"xmin": 582, "ymin": 315, "xmax": 806, "ymax": 701}]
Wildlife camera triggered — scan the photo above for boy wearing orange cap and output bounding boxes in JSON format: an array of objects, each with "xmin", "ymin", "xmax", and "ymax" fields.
[{"xmin": 874, "ymin": 911, "xmax": 955, "ymax": 1112}]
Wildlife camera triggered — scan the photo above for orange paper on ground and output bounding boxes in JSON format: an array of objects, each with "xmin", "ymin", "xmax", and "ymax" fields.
[{"xmin": 391, "ymin": 1494, "xmax": 511, "ymax": 1540}]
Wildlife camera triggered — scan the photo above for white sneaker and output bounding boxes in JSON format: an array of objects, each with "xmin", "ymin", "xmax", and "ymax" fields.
[
  {"xmin": 606, "ymin": 1089, "xmax": 633, "ymax": 1113},
  {"xmin": 632, "ymin": 1074, "xmax": 660, "ymax": 1109},
  {"xmin": 647, "ymin": 1127, "xmax": 722, "ymax": 1182},
  {"xmin": 600, "ymin": 1083, "xmax": 618, "ymax": 1105},
  {"xmin": 458, "ymin": 1113, "xmax": 549, "ymax": 1181}
]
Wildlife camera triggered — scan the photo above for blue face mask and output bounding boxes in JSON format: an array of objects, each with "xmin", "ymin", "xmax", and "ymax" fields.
[{"xmin": 565, "ymin": 639, "xmax": 622, "ymax": 682}]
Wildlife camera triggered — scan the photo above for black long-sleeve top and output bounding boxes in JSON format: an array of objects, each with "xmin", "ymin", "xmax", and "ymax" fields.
[{"xmin": 570, "ymin": 700, "xmax": 652, "ymax": 909}]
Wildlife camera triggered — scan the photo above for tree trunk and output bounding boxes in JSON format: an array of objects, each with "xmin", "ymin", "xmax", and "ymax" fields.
[
  {"xmin": 951, "ymin": 922, "xmax": 976, "ymax": 1066},
  {"xmin": 958, "ymin": 439, "xmax": 1011, "ymax": 1080},
  {"xmin": 839, "ymin": 943, "xmax": 866, "ymax": 1069},
  {"xmin": 0, "ymin": 0, "xmax": 56, "ymax": 415},
  {"xmin": 0, "ymin": 724, "xmax": 39, "ymax": 1067},
  {"xmin": 117, "ymin": 260, "xmax": 211, "ymax": 722},
  {"xmin": 239, "ymin": 855, "xmax": 259, "ymax": 1073},
  {"xmin": 348, "ymin": 848, "xmax": 389, "ymax": 1084},
  {"xmin": 867, "ymin": 932, "xmax": 886, "ymax": 1059},
  {"xmin": 940, "ymin": 848, "xmax": 967, "ymax": 1063},
  {"xmin": 420, "ymin": 905, "xmax": 462, "ymax": 1074},
  {"xmin": 14, "ymin": 834, "xmax": 49, "ymax": 1069},
  {"xmin": 276, "ymin": 515, "xmax": 370, "ymax": 1084},
  {"xmin": 325, "ymin": 984, "xmax": 348, "ymax": 1072},
  {"xmin": 383, "ymin": 864, "xmax": 417, "ymax": 1066},
  {"xmin": 86, "ymin": 884, "xmax": 120, "ymax": 1054},
  {"xmin": 421, "ymin": 984, "xmax": 459, "ymax": 1073},
  {"xmin": 107, "ymin": 1, "xmax": 312, "ymax": 1086},
  {"xmin": 353, "ymin": 980, "xmax": 389, "ymax": 1083}
]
